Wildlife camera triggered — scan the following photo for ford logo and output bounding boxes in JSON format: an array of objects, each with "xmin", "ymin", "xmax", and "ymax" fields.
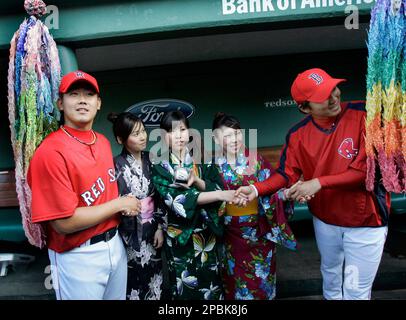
[{"xmin": 126, "ymin": 99, "xmax": 195, "ymax": 127}]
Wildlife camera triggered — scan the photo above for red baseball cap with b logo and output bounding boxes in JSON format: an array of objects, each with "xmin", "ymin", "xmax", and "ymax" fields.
[
  {"xmin": 59, "ymin": 70, "xmax": 100, "ymax": 94},
  {"xmin": 290, "ymin": 68, "xmax": 346, "ymax": 105}
]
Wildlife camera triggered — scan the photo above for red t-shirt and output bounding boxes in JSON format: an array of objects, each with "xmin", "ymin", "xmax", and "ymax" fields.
[
  {"xmin": 254, "ymin": 101, "xmax": 390, "ymax": 227},
  {"xmin": 27, "ymin": 126, "xmax": 120, "ymax": 253}
]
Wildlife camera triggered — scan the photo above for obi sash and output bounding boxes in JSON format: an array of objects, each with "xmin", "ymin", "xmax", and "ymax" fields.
[
  {"xmin": 226, "ymin": 198, "xmax": 258, "ymax": 216},
  {"xmin": 139, "ymin": 196, "xmax": 154, "ymax": 224}
]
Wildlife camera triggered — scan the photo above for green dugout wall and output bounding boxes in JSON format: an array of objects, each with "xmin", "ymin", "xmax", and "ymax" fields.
[
  {"xmin": 0, "ymin": 0, "xmax": 374, "ymax": 49},
  {"xmin": 92, "ymin": 49, "xmax": 366, "ymax": 157},
  {"xmin": 0, "ymin": 49, "xmax": 366, "ymax": 168}
]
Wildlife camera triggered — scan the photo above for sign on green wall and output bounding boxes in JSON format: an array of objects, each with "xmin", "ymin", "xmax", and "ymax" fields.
[
  {"xmin": 221, "ymin": 0, "xmax": 375, "ymax": 16},
  {"xmin": 0, "ymin": 0, "xmax": 375, "ymax": 49}
]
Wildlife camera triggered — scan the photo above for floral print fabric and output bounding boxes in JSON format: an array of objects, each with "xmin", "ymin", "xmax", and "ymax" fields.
[{"xmin": 215, "ymin": 149, "xmax": 297, "ymax": 300}]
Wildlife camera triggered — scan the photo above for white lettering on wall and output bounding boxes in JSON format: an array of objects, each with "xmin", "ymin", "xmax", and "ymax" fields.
[
  {"xmin": 264, "ymin": 99, "xmax": 297, "ymax": 108},
  {"xmin": 301, "ymin": 0, "xmax": 315, "ymax": 9},
  {"xmin": 277, "ymin": 0, "xmax": 290, "ymax": 10},
  {"xmin": 222, "ymin": 0, "xmax": 375, "ymax": 15},
  {"xmin": 263, "ymin": 0, "xmax": 276, "ymax": 11},
  {"xmin": 223, "ymin": 0, "xmax": 237, "ymax": 14},
  {"xmin": 237, "ymin": 0, "xmax": 249, "ymax": 14}
]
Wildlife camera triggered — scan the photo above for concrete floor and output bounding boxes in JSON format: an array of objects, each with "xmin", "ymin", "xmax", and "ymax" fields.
[{"xmin": 1, "ymin": 218, "xmax": 406, "ymax": 300}]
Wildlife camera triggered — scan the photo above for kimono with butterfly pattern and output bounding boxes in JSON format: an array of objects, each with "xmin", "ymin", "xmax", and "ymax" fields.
[{"xmin": 152, "ymin": 152, "xmax": 225, "ymax": 300}]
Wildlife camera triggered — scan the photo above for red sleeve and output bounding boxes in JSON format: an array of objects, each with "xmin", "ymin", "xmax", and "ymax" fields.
[
  {"xmin": 254, "ymin": 139, "xmax": 301, "ymax": 196},
  {"xmin": 318, "ymin": 168, "xmax": 366, "ymax": 189},
  {"xmin": 27, "ymin": 147, "xmax": 79, "ymax": 223},
  {"xmin": 254, "ymin": 172, "xmax": 287, "ymax": 196}
]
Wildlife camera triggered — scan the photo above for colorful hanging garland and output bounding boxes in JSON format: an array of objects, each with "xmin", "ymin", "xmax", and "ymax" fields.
[
  {"xmin": 366, "ymin": 0, "xmax": 405, "ymax": 193},
  {"xmin": 7, "ymin": 0, "xmax": 61, "ymax": 248}
]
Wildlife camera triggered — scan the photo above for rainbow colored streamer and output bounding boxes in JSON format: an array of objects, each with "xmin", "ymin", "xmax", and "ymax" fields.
[
  {"xmin": 7, "ymin": 1, "xmax": 60, "ymax": 248},
  {"xmin": 366, "ymin": 0, "xmax": 406, "ymax": 193}
]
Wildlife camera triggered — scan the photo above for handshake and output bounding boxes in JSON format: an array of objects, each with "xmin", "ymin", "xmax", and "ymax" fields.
[
  {"xmin": 119, "ymin": 194, "xmax": 141, "ymax": 216},
  {"xmin": 231, "ymin": 178, "xmax": 322, "ymax": 207}
]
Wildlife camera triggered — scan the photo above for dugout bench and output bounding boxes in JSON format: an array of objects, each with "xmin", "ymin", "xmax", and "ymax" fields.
[{"xmin": 0, "ymin": 170, "xmax": 35, "ymax": 276}]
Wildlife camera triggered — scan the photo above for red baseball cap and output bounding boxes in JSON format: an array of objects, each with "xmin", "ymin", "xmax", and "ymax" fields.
[
  {"xmin": 290, "ymin": 68, "xmax": 346, "ymax": 105},
  {"xmin": 59, "ymin": 70, "xmax": 100, "ymax": 94}
]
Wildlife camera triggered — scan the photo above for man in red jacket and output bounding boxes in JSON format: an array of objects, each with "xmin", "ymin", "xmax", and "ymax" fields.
[{"xmin": 236, "ymin": 68, "xmax": 390, "ymax": 300}]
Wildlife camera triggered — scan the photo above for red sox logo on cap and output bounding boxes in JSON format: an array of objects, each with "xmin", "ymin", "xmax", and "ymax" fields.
[
  {"xmin": 291, "ymin": 68, "xmax": 346, "ymax": 105},
  {"xmin": 308, "ymin": 73, "xmax": 323, "ymax": 85},
  {"xmin": 338, "ymin": 138, "xmax": 358, "ymax": 160},
  {"xmin": 59, "ymin": 70, "xmax": 100, "ymax": 94}
]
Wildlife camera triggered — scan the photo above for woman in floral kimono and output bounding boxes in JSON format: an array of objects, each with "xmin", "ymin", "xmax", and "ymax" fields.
[
  {"xmin": 152, "ymin": 110, "xmax": 243, "ymax": 300},
  {"xmin": 108, "ymin": 112, "xmax": 166, "ymax": 300},
  {"xmin": 212, "ymin": 112, "xmax": 297, "ymax": 300}
]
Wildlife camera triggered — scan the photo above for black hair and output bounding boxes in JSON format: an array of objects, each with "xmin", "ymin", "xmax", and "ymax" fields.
[
  {"xmin": 298, "ymin": 101, "xmax": 310, "ymax": 114},
  {"xmin": 58, "ymin": 111, "xmax": 65, "ymax": 126},
  {"xmin": 107, "ymin": 112, "xmax": 144, "ymax": 144},
  {"xmin": 212, "ymin": 112, "xmax": 241, "ymax": 130},
  {"xmin": 160, "ymin": 110, "xmax": 190, "ymax": 132}
]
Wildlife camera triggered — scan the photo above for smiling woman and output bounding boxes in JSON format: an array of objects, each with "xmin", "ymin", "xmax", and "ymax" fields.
[{"xmin": 108, "ymin": 111, "xmax": 167, "ymax": 300}]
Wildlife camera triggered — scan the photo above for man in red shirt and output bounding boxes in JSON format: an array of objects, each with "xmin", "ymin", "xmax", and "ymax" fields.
[
  {"xmin": 27, "ymin": 71, "xmax": 141, "ymax": 300},
  {"xmin": 236, "ymin": 68, "xmax": 389, "ymax": 300}
]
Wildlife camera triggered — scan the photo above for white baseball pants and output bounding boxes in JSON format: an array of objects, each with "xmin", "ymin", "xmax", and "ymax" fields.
[
  {"xmin": 48, "ymin": 231, "xmax": 127, "ymax": 300},
  {"xmin": 313, "ymin": 216, "xmax": 387, "ymax": 300}
]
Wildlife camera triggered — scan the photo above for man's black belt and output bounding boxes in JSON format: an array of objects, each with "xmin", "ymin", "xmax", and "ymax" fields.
[{"xmin": 89, "ymin": 227, "xmax": 117, "ymax": 245}]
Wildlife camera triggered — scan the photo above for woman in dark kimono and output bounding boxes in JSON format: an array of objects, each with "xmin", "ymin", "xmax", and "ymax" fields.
[
  {"xmin": 108, "ymin": 112, "xmax": 166, "ymax": 300},
  {"xmin": 212, "ymin": 112, "xmax": 297, "ymax": 300},
  {"xmin": 151, "ymin": 111, "xmax": 245, "ymax": 300}
]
